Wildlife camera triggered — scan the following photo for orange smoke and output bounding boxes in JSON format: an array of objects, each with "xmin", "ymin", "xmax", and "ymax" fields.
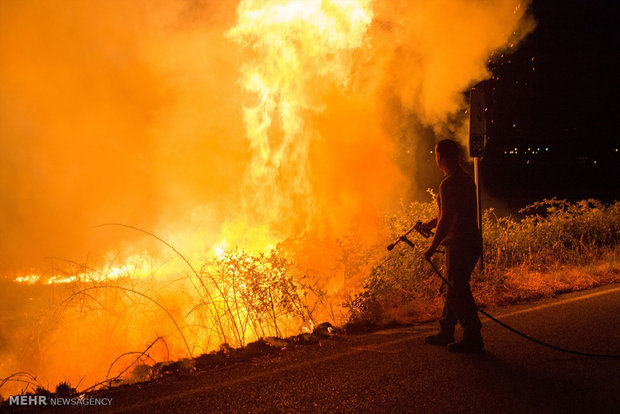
[
  {"xmin": 0, "ymin": 0, "xmax": 534, "ymax": 397},
  {"xmin": 0, "ymin": 0, "xmax": 245, "ymax": 273},
  {"xmin": 0, "ymin": 0, "xmax": 534, "ymax": 273}
]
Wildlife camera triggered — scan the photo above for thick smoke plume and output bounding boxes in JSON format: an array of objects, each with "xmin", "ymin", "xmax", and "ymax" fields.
[
  {"xmin": 0, "ymin": 0, "xmax": 245, "ymax": 273},
  {"xmin": 0, "ymin": 0, "xmax": 533, "ymax": 396},
  {"xmin": 0, "ymin": 0, "xmax": 533, "ymax": 273}
]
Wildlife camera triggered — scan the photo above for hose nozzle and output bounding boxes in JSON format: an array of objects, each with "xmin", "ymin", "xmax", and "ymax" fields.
[{"xmin": 386, "ymin": 221, "xmax": 434, "ymax": 251}]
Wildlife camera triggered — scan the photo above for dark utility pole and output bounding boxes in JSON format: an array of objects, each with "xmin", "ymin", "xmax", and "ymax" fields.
[{"xmin": 469, "ymin": 85, "xmax": 486, "ymax": 272}]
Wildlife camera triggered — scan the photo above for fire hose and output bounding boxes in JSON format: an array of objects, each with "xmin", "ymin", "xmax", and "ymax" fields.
[{"xmin": 387, "ymin": 222, "xmax": 620, "ymax": 359}]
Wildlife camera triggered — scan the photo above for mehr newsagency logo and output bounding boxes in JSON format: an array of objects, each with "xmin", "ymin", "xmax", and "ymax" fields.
[{"xmin": 9, "ymin": 394, "xmax": 113, "ymax": 406}]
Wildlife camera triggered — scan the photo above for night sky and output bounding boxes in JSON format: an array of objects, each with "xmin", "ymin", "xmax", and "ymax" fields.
[{"xmin": 479, "ymin": 0, "xmax": 618, "ymax": 207}]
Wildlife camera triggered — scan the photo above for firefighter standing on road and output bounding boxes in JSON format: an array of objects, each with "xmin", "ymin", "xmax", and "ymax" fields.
[{"xmin": 420, "ymin": 139, "xmax": 484, "ymax": 352}]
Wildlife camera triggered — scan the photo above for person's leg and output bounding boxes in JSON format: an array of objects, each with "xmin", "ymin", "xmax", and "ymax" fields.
[
  {"xmin": 426, "ymin": 248, "xmax": 457, "ymax": 346},
  {"xmin": 426, "ymin": 300, "xmax": 456, "ymax": 345},
  {"xmin": 438, "ymin": 275, "xmax": 458, "ymax": 338},
  {"xmin": 426, "ymin": 286, "xmax": 457, "ymax": 345},
  {"xmin": 445, "ymin": 243, "xmax": 483, "ymax": 351},
  {"xmin": 449, "ymin": 280, "xmax": 482, "ymax": 341}
]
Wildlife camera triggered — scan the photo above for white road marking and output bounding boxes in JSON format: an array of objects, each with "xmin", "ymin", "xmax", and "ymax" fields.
[{"xmin": 482, "ymin": 285, "xmax": 620, "ymax": 321}]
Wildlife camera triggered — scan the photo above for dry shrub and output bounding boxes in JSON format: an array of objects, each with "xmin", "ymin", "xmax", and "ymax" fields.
[
  {"xmin": 195, "ymin": 248, "xmax": 313, "ymax": 347},
  {"xmin": 346, "ymin": 197, "xmax": 620, "ymax": 324}
]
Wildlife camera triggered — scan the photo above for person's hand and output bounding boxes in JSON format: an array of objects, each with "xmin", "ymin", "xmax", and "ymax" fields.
[
  {"xmin": 419, "ymin": 221, "xmax": 434, "ymax": 233},
  {"xmin": 424, "ymin": 245, "xmax": 436, "ymax": 262}
]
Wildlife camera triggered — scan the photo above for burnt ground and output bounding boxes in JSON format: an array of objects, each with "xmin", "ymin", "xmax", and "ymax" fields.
[{"xmin": 5, "ymin": 283, "xmax": 620, "ymax": 413}]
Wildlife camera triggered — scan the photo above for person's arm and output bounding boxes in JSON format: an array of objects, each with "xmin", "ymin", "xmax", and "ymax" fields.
[{"xmin": 425, "ymin": 181, "xmax": 456, "ymax": 258}]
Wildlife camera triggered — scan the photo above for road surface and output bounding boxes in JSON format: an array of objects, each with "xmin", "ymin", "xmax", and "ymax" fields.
[{"xmin": 30, "ymin": 284, "xmax": 620, "ymax": 413}]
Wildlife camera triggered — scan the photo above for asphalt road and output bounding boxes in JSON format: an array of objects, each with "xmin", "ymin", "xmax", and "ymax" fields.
[{"xmin": 33, "ymin": 284, "xmax": 620, "ymax": 413}]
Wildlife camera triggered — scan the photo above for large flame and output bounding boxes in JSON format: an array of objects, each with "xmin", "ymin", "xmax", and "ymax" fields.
[
  {"xmin": 0, "ymin": 0, "xmax": 534, "ymax": 398},
  {"xmin": 226, "ymin": 0, "xmax": 373, "ymax": 241}
]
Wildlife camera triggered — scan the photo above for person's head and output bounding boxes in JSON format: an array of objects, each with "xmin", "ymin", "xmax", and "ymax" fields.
[{"xmin": 435, "ymin": 139, "xmax": 461, "ymax": 174}]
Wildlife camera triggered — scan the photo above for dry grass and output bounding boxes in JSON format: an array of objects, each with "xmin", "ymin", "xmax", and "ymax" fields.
[
  {"xmin": 345, "ymin": 198, "xmax": 620, "ymax": 325},
  {"xmin": 475, "ymin": 250, "xmax": 620, "ymax": 307}
]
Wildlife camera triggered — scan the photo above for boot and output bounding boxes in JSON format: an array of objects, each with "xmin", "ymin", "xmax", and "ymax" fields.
[
  {"xmin": 424, "ymin": 332, "xmax": 455, "ymax": 346},
  {"xmin": 447, "ymin": 336, "xmax": 484, "ymax": 353}
]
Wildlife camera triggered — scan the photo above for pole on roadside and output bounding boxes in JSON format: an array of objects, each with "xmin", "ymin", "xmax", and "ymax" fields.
[{"xmin": 469, "ymin": 85, "xmax": 487, "ymax": 272}]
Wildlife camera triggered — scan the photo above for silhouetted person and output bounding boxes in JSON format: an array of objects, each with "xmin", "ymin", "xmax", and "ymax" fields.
[{"xmin": 420, "ymin": 139, "xmax": 483, "ymax": 352}]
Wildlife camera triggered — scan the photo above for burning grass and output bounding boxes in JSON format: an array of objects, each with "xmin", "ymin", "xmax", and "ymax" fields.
[{"xmin": 0, "ymin": 240, "xmax": 338, "ymax": 398}]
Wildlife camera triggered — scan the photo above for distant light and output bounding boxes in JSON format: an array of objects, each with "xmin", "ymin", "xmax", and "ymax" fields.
[
  {"xmin": 545, "ymin": 148, "xmax": 549, "ymax": 151},
  {"xmin": 616, "ymin": 148, "xmax": 619, "ymax": 152},
  {"xmin": 594, "ymin": 161, "xmax": 597, "ymax": 164},
  {"xmin": 429, "ymin": 150, "xmax": 433, "ymax": 154},
  {"xmin": 513, "ymin": 124, "xmax": 516, "ymax": 128}
]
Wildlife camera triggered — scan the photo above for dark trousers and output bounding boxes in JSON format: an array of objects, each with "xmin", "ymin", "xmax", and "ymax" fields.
[{"xmin": 439, "ymin": 242, "xmax": 482, "ymax": 339}]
